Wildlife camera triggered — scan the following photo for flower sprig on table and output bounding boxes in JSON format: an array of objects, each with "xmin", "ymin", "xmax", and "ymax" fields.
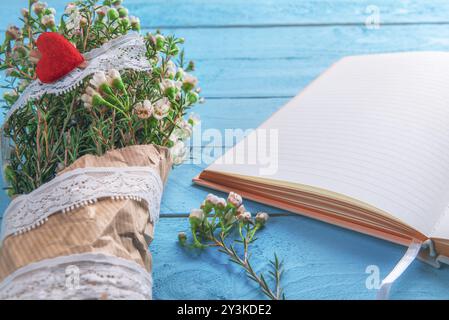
[
  {"xmin": 179, "ymin": 192, "xmax": 286, "ymax": 300},
  {"xmin": 1, "ymin": 0, "xmax": 202, "ymax": 196}
]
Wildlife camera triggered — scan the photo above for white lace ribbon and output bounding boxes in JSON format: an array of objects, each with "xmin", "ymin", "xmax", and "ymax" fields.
[
  {"xmin": 376, "ymin": 239, "xmax": 422, "ymax": 300},
  {"xmin": 0, "ymin": 253, "xmax": 152, "ymax": 300},
  {"xmin": 4, "ymin": 32, "xmax": 151, "ymax": 124},
  {"xmin": 0, "ymin": 166, "xmax": 163, "ymax": 244}
]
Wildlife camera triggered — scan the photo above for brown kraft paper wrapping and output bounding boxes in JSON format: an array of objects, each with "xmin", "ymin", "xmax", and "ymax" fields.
[{"xmin": 0, "ymin": 144, "xmax": 172, "ymax": 284}]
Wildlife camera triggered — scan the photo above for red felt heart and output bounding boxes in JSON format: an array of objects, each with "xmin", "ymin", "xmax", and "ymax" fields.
[{"xmin": 36, "ymin": 32, "xmax": 85, "ymax": 83}]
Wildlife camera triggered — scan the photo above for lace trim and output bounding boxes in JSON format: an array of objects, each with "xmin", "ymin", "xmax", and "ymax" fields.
[
  {"xmin": 0, "ymin": 253, "xmax": 152, "ymax": 300},
  {"xmin": 0, "ymin": 166, "xmax": 163, "ymax": 243},
  {"xmin": 4, "ymin": 32, "xmax": 151, "ymax": 124}
]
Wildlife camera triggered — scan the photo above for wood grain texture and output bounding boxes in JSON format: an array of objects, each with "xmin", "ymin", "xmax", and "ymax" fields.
[
  {"xmin": 2, "ymin": 1, "xmax": 449, "ymax": 29},
  {"xmin": 1, "ymin": 0, "xmax": 449, "ymax": 299},
  {"xmin": 152, "ymin": 217, "xmax": 449, "ymax": 299}
]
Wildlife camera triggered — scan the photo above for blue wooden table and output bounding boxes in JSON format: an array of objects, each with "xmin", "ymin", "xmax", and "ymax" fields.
[{"xmin": 1, "ymin": 0, "xmax": 449, "ymax": 299}]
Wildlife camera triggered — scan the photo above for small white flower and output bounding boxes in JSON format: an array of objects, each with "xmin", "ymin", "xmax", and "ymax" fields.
[
  {"xmin": 216, "ymin": 197, "xmax": 227, "ymax": 209},
  {"xmin": 108, "ymin": 69, "xmax": 121, "ymax": 79},
  {"xmin": 188, "ymin": 112, "xmax": 201, "ymax": 126},
  {"xmin": 81, "ymin": 94, "xmax": 92, "ymax": 109},
  {"xmin": 228, "ymin": 192, "xmax": 243, "ymax": 207},
  {"xmin": 242, "ymin": 211, "xmax": 252, "ymax": 222},
  {"xmin": 86, "ymin": 86, "xmax": 97, "ymax": 96},
  {"xmin": 32, "ymin": 2, "xmax": 48, "ymax": 15},
  {"xmin": 160, "ymin": 79, "xmax": 182, "ymax": 92},
  {"xmin": 153, "ymin": 98, "xmax": 171, "ymax": 120},
  {"xmin": 41, "ymin": 14, "xmax": 55, "ymax": 27},
  {"xmin": 65, "ymin": 6, "xmax": 82, "ymax": 35},
  {"xmin": 171, "ymin": 119, "xmax": 193, "ymax": 141},
  {"xmin": 165, "ymin": 61, "xmax": 177, "ymax": 78},
  {"xmin": 170, "ymin": 140, "xmax": 188, "ymax": 165},
  {"xmin": 236, "ymin": 205, "xmax": 246, "ymax": 216},
  {"xmin": 130, "ymin": 16, "xmax": 140, "ymax": 30},
  {"xmin": 82, "ymin": 86, "xmax": 101, "ymax": 109},
  {"xmin": 6, "ymin": 25, "xmax": 22, "ymax": 40},
  {"xmin": 189, "ymin": 208, "xmax": 204, "ymax": 221},
  {"xmin": 64, "ymin": 3, "xmax": 77, "ymax": 15},
  {"xmin": 21, "ymin": 8, "xmax": 29, "ymax": 18},
  {"xmin": 133, "ymin": 100, "xmax": 154, "ymax": 119},
  {"xmin": 206, "ymin": 194, "xmax": 219, "ymax": 205},
  {"xmin": 183, "ymin": 73, "xmax": 198, "ymax": 90},
  {"xmin": 255, "ymin": 212, "xmax": 269, "ymax": 226},
  {"xmin": 90, "ymin": 71, "xmax": 108, "ymax": 89}
]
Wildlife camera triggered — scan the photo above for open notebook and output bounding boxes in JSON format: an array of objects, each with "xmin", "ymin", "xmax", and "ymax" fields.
[{"xmin": 195, "ymin": 52, "xmax": 449, "ymax": 261}]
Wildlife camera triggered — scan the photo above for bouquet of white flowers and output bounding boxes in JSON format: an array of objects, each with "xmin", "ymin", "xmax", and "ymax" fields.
[{"xmin": 0, "ymin": 0, "xmax": 201, "ymax": 300}]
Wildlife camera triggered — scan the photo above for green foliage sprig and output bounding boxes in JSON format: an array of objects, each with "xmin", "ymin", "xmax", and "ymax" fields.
[
  {"xmin": 1, "ymin": 0, "xmax": 202, "ymax": 196},
  {"xmin": 179, "ymin": 192, "xmax": 286, "ymax": 300}
]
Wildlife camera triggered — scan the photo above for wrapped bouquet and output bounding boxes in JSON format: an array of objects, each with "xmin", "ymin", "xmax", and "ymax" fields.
[{"xmin": 0, "ymin": 0, "xmax": 201, "ymax": 299}]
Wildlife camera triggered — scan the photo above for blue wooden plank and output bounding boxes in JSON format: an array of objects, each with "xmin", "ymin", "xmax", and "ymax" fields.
[
  {"xmin": 2, "ymin": 0, "xmax": 449, "ymax": 29},
  {"xmin": 152, "ymin": 216, "xmax": 449, "ymax": 299},
  {"xmin": 167, "ymin": 25, "xmax": 449, "ymax": 98}
]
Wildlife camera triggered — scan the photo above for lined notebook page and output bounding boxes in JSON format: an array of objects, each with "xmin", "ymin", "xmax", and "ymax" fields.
[{"xmin": 207, "ymin": 52, "xmax": 449, "ymax": 237}]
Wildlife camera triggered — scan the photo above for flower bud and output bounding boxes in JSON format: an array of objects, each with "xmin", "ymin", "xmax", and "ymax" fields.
[
  {"xmin": 165, "ymin": 60, "xmax": 177, "ymax": 79},
  {"xmin": 255, "ymin": 212, "xmax": 269, "ymax": 226},
  {"xmin": 65, "ymin": 3, "xmax": 77, "ymax": 15},
  {"xmin": 5, "ymin": 25, "xmax": 22, "ymax": 41},
  {"xmin": 189, "ymin": 208, "xmax": 204, "ymax": 228},
  {"xmin": 236, "ymin": 205, "xmax": 246, "ymax": 217},
  {"xmin": 187, "ymin": 92, "xmax": 199, "ymax": 105},
  {"xmin": 4, "ymin": 165, "xmax": 15, "ymax": 184},
  {"xmin": 41, "ymin": 14, "xmax": 56, "ymax": 28},
  {"xmin": 13, "ymin": 43, "xmax": 28, "ymax": 58},
  {"xmin": 237, "ymin": 211, "xmax": 251, "ymax": 222},
  {"xmin": 107, "ymin": 69, "xmax": 126, "ymax": 92},
  {"xmin": 107, "ymin": 7, "xmax": 119, "ymax": 20},
  {"xmin": 178, "ymin": 232, "xmax": 187, "ymax": 244},
  {"xmin": 216, "ymin": 197, "xmax": 226, "ymax": 209},
  {"xmin": 130, "ymin": 16, "xmax": 140, "ymax": 31},
  {"xmin": 120, "ymin": 17, "xmax": 130, "ymax": 28},
  {"xmin": 118, "ymin": 7, "xmax": 128, "ymax": 18},
  {"xmin": 32, "ymin": 2, "xmax": 48, "ymax": 15},
  {"xmin": 187, "ymin": 60, "xmax": 195, "ymax": 71},
  {"xmin": 227, "ymin": 192, "xmax": 243, "ymax": 208},
  {"xmin": 96, "ymin": 6, "xmax": 108, "ymax": 18},
  {"xmin": 155, "ymin": 34, "xmax": 165, "ymax": 50},
  {"xmin": 44, "ymin": 8, "xmax": 56, "ymax": 15},
  {"xmin": 21, "ymin": 8, "xmax": 29, "ymax": 18},
  {"xmin": 80, "ymin": 17, "xmax": 88, "ymax": 27},
  {"xmin": 112, "ymin": 0, "xmax": 122, "ymax": 6},
  {"xmin": 205, "ymin": 193, "xmax": 219, "ymax": 206},
  {"xmin": 188, "ymin": 113, "xmax": 201, "ymax": 126},
  {"xmin": 182, "ymin": 74, "xmax": 198, "ymax": 92}
]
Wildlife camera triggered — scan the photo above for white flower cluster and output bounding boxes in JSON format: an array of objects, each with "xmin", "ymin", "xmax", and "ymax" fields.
[
  {"xmin": 169, "ymin": 113, "xmax": 201, "ymax": 165},
  {"xmin": 27, "ymin": 2, "xmax": 56, "ymax": 30},
  {"xmin": 64, "ymin": 3, "xmax": 82, "ymax": 35}
]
